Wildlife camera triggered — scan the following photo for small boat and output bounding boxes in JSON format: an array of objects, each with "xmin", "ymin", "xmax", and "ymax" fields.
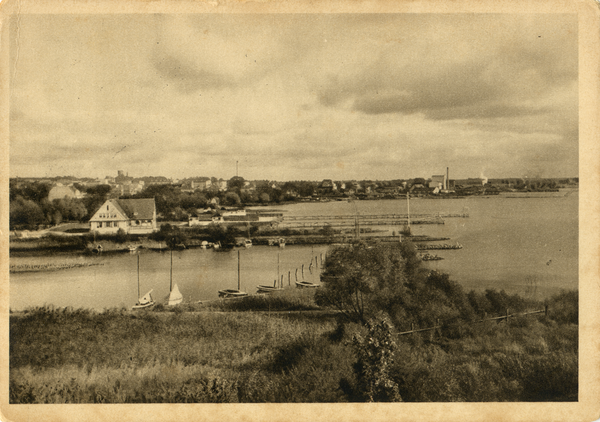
[
  {"xmin": 295, "ymin": 281, "xmax": 320, "ymax": 288},
  {"xmin": 258, "ymin": 252, "xmax": 285, "ymax": 293},
  {"xmin": 243, "ymin": 239, "xmax": 252, "ymax": 248},
  {"xmin": 91, "ymin": 244, "xmax": 103, "ymax": 254},
  {"xmin": 257, "ymin": 280, "xmax": 284, "ymax": 294},
  {"xmin": 127, "ymin": 244, "xmax": 139, "ymax": 252},
  {"xmin": 132, "ymin": 254, "xmax": 155, "ymax": 309},
  {"xmin": 218, "ymin": 289, "xmax": 249, "ymax": 298},
  {"xmin": 167, "ymin": 249, "xmax": 183, "ymax": 306},
  {"xmin": 218, "ymin": 250, "xmax": 248, "ymax": 298},
  {"xmin": 168, "ymin": 284, "xmax": 183, "ymax": 305},
  {"xmin": 278, "ymin": 238, "xmax": 286, "ymax": 248},
  {"xmin": 214, "ymin": 242, "xmax": 234, "ymax": 252},
  {"xmin": 133, "ymin": 289, "xmax": 155, "ymax": 309}
]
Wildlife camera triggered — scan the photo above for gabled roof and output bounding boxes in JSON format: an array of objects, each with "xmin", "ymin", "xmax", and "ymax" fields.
[{"xmin": 115, "ymin": 199, "xmax": 155, "ymax": 220}]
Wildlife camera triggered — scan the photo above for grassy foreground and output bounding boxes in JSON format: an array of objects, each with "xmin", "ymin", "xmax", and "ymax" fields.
[{"xmin": 10, "ymin": 289, "xmax": 577, "ymax": 403}]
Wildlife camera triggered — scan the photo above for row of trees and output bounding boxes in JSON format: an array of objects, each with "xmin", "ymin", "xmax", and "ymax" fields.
[{"xmin": 9, "ymin": 182, "xmax": 113, "ymax": 230}]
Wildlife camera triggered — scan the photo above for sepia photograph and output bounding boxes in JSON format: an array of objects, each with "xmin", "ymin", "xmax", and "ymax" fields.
[{"xmin": 1, "ymin": 0, "xmax": 599, "ymax": 421}]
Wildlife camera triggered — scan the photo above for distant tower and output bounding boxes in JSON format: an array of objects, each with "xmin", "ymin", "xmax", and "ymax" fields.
[{"xmin": 446, "ymin": 167, "xmax": 449, "ymax": 190}]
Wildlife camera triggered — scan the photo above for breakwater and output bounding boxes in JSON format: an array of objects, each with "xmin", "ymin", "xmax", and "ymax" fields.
[{"xmin": 10, "ymin": 262, "xmax": 104, "ymax": 273}]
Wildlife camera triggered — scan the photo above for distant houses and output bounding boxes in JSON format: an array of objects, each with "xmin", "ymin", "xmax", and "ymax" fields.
[
  {"xmin": 47, "ymin": 184, "xmax": 84, "ymax": 202},
  {"xmin": 89, "ymin": 198, "xmax": 157, "ymax": 234}
]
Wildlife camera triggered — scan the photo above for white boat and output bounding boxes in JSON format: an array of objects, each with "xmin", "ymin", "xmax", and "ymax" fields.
[
  {"xmin": 167, "ymin": 249, "xmax": 183, "ymax": 306},
  {"xmin": 133, "ymin": 289, "xmax": 155, "ymax": 309},
  {"xmin": 132, "ymin": 254, "xmax": 155, "ymax": 309},
  {"xmin": 168, "ymin": 284, "xmax": 183, "ymax": 305}
]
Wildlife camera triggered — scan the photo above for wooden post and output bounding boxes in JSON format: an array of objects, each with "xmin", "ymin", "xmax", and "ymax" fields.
[
  {"xmin": 545, "ymin": 305, "xmax": 548, "ymax": 316},
  {"xmin": 505, "ymin": 308, "xmax": 509, "ymax": 323}
]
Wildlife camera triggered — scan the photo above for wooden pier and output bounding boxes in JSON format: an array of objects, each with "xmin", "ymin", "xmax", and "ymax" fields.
[{"xmin": 278, "ymin": 212, "xmax": 469, "ymax": 229}]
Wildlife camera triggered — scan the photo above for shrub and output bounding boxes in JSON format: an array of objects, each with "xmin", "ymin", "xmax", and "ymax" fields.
[{"xmin": 351, "ymin": 318, "xmax": 401, "ymax": 402}]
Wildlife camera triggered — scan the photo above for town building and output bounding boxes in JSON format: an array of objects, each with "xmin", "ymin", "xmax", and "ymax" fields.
[
  {"xmin": 48, "ymin": 184, "xmax": 84, "ymax": 202},
  {"xmin": 429, "ymin": 174, "xmax": 447, "ymax": 189},
  {"xmin": 89, "ymin": 198, "xmax": 157, "ymax": 234}
]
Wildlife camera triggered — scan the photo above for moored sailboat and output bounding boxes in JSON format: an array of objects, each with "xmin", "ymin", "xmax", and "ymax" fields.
[
  {"xmin": 218, "ymin": 250, "xmax": 249, "ymax": 298},
  {"xmin": 167, "ymin": 249, "xmax": 183, "ymax": 306},
  {"xmin": 257, "ymin": 252, "xmax": 284, "ymax": 293},
  {"xmin": 132, "ymin": 254, "xmax": 155, "ymax": 309}
]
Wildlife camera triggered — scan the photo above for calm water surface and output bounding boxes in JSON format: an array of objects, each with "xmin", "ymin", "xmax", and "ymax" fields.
[{"xmin": 10, "ymin": 193, "xmax": 577, "ymax": 310}]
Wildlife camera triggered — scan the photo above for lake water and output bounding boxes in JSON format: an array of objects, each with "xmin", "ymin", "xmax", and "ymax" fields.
[{"xmin": 10, "ymin": 192, "xmax": 578, "ymax": 310}]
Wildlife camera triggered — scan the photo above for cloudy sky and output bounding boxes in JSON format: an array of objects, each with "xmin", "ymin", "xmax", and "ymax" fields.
[{"xmin": 9, "ymin": 13, "xmax": 578, "ymax": 181}]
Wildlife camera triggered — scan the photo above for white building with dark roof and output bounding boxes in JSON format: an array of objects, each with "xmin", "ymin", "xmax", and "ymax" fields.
[{"xmin": 89, "ymin": 198, "xmax": 157, "ymax": 234}]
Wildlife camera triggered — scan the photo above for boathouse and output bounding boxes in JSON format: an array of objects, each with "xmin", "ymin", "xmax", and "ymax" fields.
[{"xmin": 89, "ymin": 198, "xmax": 157, "ymax": 234}]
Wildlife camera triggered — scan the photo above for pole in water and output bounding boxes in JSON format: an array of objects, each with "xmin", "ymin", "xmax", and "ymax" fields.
[
  {"xmin": 288, "ymin": 271, "xmax": 291, "ymax": 286},
  {"xmin": 170, "ymin": 249, "xmax": 173, "ymax": 292},
  {"xmin": 302, "ymin": 264, "xmax": 304, "ymax": 279},
  {"xmin": 238, "ymin": 250, "xmax": 241, "ymax": 291},
  {"xmin": 295, "ymin": 268, "xmax": 298, "ymax": 281}
]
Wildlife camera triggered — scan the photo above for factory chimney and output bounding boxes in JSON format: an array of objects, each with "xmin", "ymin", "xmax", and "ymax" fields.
[{"xmin": 446, "ymin": 167, "xmax": 449, "ymax": 190}]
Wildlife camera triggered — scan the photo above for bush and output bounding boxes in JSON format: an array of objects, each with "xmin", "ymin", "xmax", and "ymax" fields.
[{"xmin": 350, "ymin": 318, "xmax": 401, "ymax": 402}]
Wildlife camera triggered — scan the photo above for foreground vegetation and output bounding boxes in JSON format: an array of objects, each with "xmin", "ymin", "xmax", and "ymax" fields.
[{"xmin": 10, "ymin": 242, "xmax": 578, "ymax": 403}]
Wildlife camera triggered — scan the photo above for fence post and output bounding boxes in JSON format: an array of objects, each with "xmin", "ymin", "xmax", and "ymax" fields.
[
  {"xmin": 411, "ymin": 323, "xmax": 415, "ymax": 336},
  {"xmin": 545, "ymin": 305, "xmax": 548, "ymax": 317},
  {"xmin": 505, "ymin": 308, "xmax": 509, "ymax": 324}
]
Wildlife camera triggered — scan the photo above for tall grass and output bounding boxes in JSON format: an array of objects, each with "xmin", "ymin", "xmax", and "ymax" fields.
[{"xmin": 10, "ymin": 289, "xmax": 578, "ymax": 403}]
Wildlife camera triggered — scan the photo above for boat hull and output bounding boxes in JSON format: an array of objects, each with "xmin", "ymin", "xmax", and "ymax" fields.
[
  {"xmin": 295, "ymin": 281, "xmax": 319, "ymax": 288},
  {"xmin": 132, "ymin": 301, "xmax": 155, "ymax": 309},
  {"xmin": 218, "ymin": 289, "xmax": 248, "ymax": 298},
  {"xmin": 256, "ymin": 285, "xmax": 284, "ymax": 293}
]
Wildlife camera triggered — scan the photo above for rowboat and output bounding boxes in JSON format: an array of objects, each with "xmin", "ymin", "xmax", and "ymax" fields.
[
  {"xmin": 218, "ymin": 250, "xmax": 248, "ymax": 298},
  {"xmin": 295, "ymin": 281, "xmax": 320, "ymax": 288}
]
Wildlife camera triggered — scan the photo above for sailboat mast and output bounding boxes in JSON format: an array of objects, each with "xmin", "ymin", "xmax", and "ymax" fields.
[
  {"xmin": 170, "ymin": 249, "xmax": 173, "ymax": 292},
  {"xmin": 137, "ymin": 254, "xmax": 140, "ymax": 299},
  {"xmin": 238, "ymin": 250, "xmax": 241, "ymax": 291},
  {"xmin": 407, "ymin": 192, "xmax": 411, "ymax": 228}
]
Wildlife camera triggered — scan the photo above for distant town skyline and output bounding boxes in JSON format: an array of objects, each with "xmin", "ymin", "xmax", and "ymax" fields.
[{"xmin": 9, "ymin": 14, "xmax": 578, "ymax": 181}]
